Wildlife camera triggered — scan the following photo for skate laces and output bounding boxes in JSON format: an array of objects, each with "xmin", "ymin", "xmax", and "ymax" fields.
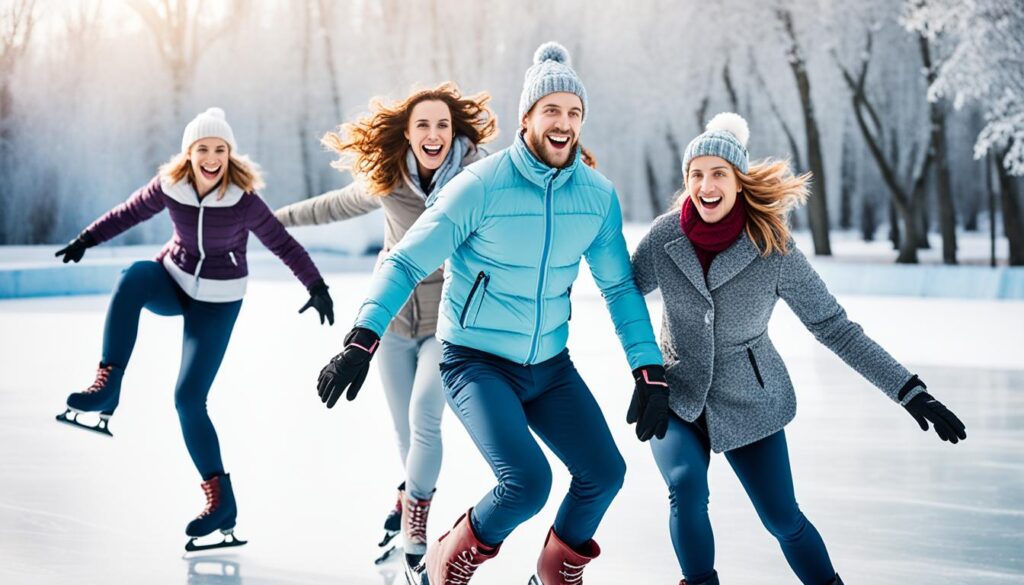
[
  {"xmin": 444, "ymin": 547, "xmax": 482, "ymax": 584},
  {"xmin": 85, "ymin": 365, "xmax": 113, "ymax": 393},
  {"xmin": 558, "ymin": 559, "xmax": 586, "ymax": 584},
  {"xmin": 196, "ymin": 477, "xmax": 222, "ymax": 519},
  {"xmin": 406, "ymin": 498, "xmax": 431, "ymax": 542}
]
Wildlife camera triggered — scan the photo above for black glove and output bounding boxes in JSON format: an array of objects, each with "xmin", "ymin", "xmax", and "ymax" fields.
[
  {"xmin": 317, "ymin": 327, "xmax": 380, "ymax": 407},
  {"xmin": 299, "ymin": 280, "xmax": 334, "ymax": 325},
  {"xmin": 903, "ymin": 390, "xmax": 967, "ymax": 444},
  {"xmin": 54, "ymin": 230, "xmax": 97, "ymax": 263},
  {"xmin": 626, "ymin": 364, "xmax": 670, "ymax": 441}
]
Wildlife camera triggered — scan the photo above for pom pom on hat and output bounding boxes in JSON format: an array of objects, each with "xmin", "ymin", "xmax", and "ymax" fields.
[
  {"xmin": 706, "ymin": 112, "xmax": 750, "ymax": 147},
  {"xmin": 534, "ymin": 41, "xmax": 571, "ymax": 66},
  {"xmin": 203, "ymin": 107, "xmax": 227, "ymax": 120}
]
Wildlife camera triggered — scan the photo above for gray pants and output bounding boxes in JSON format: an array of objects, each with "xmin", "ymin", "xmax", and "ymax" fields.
[{"xmin": 376, "ymin": 333, "xmax": 445, "ymax": 500}]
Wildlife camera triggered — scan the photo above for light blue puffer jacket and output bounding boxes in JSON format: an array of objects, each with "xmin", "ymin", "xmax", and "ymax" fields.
[{"xmin": 355, "ymin": 134, "xmax": 662, "ymax": 369}]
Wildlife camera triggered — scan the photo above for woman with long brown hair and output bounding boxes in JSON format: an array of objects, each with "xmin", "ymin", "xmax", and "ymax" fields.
[
  {"xmin": 274, "ymin": 82, "xmax": 497, "ymax": 569},
  {"xmin": 630, "ymin": 113, "xmax": 966, "ymax": 585}
]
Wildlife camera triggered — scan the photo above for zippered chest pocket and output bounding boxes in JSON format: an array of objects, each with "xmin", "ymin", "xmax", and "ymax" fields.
[{"xmin": 459, "ymin": 271, "xmax": 489, "ymax": 328}]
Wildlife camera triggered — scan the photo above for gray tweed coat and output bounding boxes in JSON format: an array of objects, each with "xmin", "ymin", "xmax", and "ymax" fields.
[{"xmin": 631, "ymin": 211, "xmax": 922, "ymax": 453}]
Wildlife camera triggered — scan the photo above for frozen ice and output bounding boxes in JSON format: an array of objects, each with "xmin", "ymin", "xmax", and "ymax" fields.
[{"xmin": 0, "ymin": 265, "xmax": 1022, "ymax": 584}]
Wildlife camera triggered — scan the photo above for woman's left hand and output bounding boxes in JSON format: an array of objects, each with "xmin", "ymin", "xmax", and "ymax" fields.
[
  {"xmin": 903, "ymin": 392, "xmax": 967, "ymax": 444},
  {"xmin": 299, "ymin": 280, "xmax": 334, "ymax": 325}
]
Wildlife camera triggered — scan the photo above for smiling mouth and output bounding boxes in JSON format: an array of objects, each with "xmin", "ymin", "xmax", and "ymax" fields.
[
  {"xmin": 547, "ymin": 134, "xmax": 571, "ymax": 150},
  {"xmin": 699, "ymin": 195, "xmax": 722, "ymax": 209},
  {"xmin": 422, "ymin": 144, "xmax": 443, "ymax": 156},
  {"xmin": 200, "ymin": 165, "xmax": 222, "ymax": 180}
]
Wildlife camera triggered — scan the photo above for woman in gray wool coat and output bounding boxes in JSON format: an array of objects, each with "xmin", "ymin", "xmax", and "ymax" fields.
[
  {"xmin": 629, "ymin": 113, "xmax": 966, "ymax": 585},
  {"xmin": 274, "ymin": 82, "xmax": 497, "ymax": 568}
]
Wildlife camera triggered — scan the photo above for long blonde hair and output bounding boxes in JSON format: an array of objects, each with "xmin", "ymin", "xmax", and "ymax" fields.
[
  {"xmin": 675, "ymin": 158, "xmax": 810, "ymax": 256},
  {"xmin": 322, "ymin": 81, "xmax": 498, "ymax": 197},
  {"xmin": 159, "ymin": 148, "xmax": 264, "ymax": 199}
]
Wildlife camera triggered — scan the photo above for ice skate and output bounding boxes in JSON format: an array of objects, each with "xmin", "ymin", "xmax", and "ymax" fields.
[
  {"xmin": 183, "ymin": 473, "xmax": 247, "ymax": 553},
  {"xmin": 527, "ymin": 527, "xmax": 599, "ymax": 585},
  {"xmin": 409, "ymin": 508, "xmax": 499, "ymax": 585},
  {"xmin": 399, "ymin": 490, "xmax": 434, "ymax": 583},
  {"xmin": 55, "ymin": 363, "xmax": 124, "ymax": 437},
  {"xmin": 375, "ymin": 482, "xmax": 405, "ymax": 564}
]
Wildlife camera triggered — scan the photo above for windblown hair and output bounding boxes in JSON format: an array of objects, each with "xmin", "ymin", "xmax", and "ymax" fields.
[
  {"xmin": 675, "ymin": 158, "xmax": 810, "ymax": 256},
  {"xmin": 159, "ymin": 149, "xmax": 264, "ymax": 199},
  {"xmin": 322, "ymin": 81, "xmax": 498, "ymax": 196}
]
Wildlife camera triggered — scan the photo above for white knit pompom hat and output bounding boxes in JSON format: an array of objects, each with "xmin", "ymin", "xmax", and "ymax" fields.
[{"xmin": 181, "ymin": 107, "xmax": 237, "ymax": 153}]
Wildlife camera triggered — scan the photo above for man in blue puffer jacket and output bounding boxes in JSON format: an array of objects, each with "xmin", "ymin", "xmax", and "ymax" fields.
[{"xmin": 317, "ymin": 42, "xmax": 668, "ymax": 585}]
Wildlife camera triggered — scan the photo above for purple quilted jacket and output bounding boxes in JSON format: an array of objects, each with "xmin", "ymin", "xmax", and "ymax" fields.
[{"xmin": 86, "ymin": 176, "xmax": 322, "ymax": 302}]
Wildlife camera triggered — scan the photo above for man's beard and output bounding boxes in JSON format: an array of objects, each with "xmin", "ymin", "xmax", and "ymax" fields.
[{"xmin": 527, "ymin": 130, "xmax": 578, "ymax": 169}]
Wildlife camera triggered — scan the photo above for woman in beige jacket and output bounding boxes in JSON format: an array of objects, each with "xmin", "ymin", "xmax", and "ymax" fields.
[{"xmin": 275, "ymin": 82, "xmax": 497, "ymax": 567}]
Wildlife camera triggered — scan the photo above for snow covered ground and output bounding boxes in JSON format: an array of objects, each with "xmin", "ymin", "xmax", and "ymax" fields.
[{"xmin": 0, "ymin": 264, "xmax": 1022, "ymax": 585}]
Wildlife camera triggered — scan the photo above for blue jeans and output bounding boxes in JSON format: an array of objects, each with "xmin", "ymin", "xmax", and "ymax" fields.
[
  {"xmin": 376, "ymin": 333, "xmax": 445, "ymax": 501},
  {"xmin": 102, "ymin": 261, "xmax": 241, "ymax": 480},
  {"xmin": 438, "ymin": 343, "xmax": 626, "ymax": 549},
  {"xmin": 650, "ymin": 414, "xmax": 836, "ymax": 584}
]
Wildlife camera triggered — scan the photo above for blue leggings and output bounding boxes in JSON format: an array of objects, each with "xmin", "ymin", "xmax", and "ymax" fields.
[
  {"xmin": 438, "ymin": 343, "xmax": 626, "ymax": 549},
  {"xmin": 650, "ymin": 414, "xmax": 835, "ymax": 584},
  {"xmin": 102, "ymin": 261, "xmax": 241, "ymax": 480}
]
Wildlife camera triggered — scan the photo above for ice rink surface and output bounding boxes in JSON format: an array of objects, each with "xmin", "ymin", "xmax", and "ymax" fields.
[{"xmin": 1, "ymin": 267, "xmax": 1022, "ymax": 585}]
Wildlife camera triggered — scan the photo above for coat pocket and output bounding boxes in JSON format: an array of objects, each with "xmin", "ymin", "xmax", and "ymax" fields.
[
  {"xmin": 459, "ymin": 271, "xmax": 489, "ymax": 328},
  {"xmin": 746, "ymin": 347, "xmax": 765, "ymax": 388}
]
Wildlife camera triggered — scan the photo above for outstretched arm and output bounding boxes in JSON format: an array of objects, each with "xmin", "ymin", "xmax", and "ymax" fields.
[
  {"xmin": 57, "ymin": 177, "xmax": 167, "ymax": 263},
  {"xmin": 778, "ymin": 245, "xmax": 965, "ymax": 443},
  {"xmin": 274, "ymin": 181, "xmax": 382, "ymax": 227}
]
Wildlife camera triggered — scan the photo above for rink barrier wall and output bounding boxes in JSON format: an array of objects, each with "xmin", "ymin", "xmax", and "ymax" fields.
[{"xmin": 0, "ymin": 246, "xmax": 1022, "ymax": 300}]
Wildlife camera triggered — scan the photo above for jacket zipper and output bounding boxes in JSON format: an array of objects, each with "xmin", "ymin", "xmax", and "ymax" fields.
[
  {"xmin": 567, "ymin": 285, "xmax": 573, "ymax": 321},
  {"xmin": 193, "ymin": 202, "xmax": 207, "ymax": 297},
  {"xmin": 525, "ymin": 169, "xmax": 559, "ymax": 364},
  {"xmin": 746, "ymin": 347, "xmax": 765, "ymax": 388},
  {"xmin": 459, "ymin": 271, "xmax": 488, "ymax": 328}
]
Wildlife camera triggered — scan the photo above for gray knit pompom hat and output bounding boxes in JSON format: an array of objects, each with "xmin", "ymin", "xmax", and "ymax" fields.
[
  {"xmin": 181, "ymin": 107, "xmax": 237, "ymax": 153},
  {"xmin": 682, "ymin": 112, "xmax": 750, "ymax": 174},
  {"xmin": 518, "ymin": 41, "xmax": 588, "ymax": 122}
]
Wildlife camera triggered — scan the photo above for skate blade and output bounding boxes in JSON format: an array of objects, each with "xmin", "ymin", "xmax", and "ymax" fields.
[
  {"xmin": 184, "ymin": 529, "xmax": 248, "ymax": 555},
  {"xmin": 404, "ymin": 559, "xmax": 428, "ymax": 585},
  {"xmin": 374, "ymin": 544, "xmax": 400, "ymax": 565},
  {"xmin": 378, "ymin": 528, "xmax": 400, "ymax": 547},
  {"xmin": 55, "ymin": 409, "xmax": 113, "ymax": 438}
]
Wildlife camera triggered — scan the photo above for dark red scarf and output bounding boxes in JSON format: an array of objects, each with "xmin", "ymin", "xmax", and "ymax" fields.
[{"xmin": 680, "ymin": 195, "xmax": 747, "ymax": 276}]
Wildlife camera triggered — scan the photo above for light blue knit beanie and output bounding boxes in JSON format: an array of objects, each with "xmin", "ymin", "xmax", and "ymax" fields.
[
  {"xmin": 518, "ymin": 41, "xmax": 588, "ymax": 122},
  {"xmin": 682, "ymin": 112, "xmax": 750, "ymax": 174}
]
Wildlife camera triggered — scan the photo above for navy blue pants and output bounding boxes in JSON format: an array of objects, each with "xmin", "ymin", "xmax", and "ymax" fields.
[
  {"xmin": 651, "ymin": 414, "xmax": 836, "ymax": 584},
  {"xmin": 438, "ymin": 343, "xmax": 626, "ymax": 549},
  {"xmin": 102, "ymin": 261, "xmax": 241, "ymax": 480}
]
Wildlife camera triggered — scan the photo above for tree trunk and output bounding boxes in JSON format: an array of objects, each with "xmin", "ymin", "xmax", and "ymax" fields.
[
  {"xmin": 778, "ymin": 8, "xmax": 831, "ymax": 255},
  {"xmin": 920, "ymin": 34, "xmax": 956, "ymax": 263},
  {"xmin": 988, "ymin": 154, "xmax": 997, "ymax": 267},
  {"xmin": 645, "ymin": 150, "xmax": 662, "ymax": 218},
  {"xmin": 996, "ymin": 149, "xmax": 1024, "ymax": 266},
  {"xmin": 896, "ymin": 203, "xmax": 919, "ymax": 263},
  {"xmin": 888, "ymin": 200, "xmax": 900, "ymax": 249}
]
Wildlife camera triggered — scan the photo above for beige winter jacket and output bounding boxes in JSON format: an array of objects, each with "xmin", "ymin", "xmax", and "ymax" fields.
[{"xmin": 274, "ymin": 144, "xmax": 484, "ymax": 338}]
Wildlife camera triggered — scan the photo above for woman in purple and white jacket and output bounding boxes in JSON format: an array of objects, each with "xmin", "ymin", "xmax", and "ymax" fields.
[{"xmin": 54, "ymin": 108, "xmax": 334, "ymax": 551}]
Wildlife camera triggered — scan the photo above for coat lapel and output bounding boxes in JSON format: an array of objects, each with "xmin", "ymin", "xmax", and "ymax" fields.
[
  {"xmin": 664, "ymin": 235, "xmax": 712, "ymax": 304},
  {"xmin": 706, "ymin": 233, "xmax": 759, "ymax": 291}
]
